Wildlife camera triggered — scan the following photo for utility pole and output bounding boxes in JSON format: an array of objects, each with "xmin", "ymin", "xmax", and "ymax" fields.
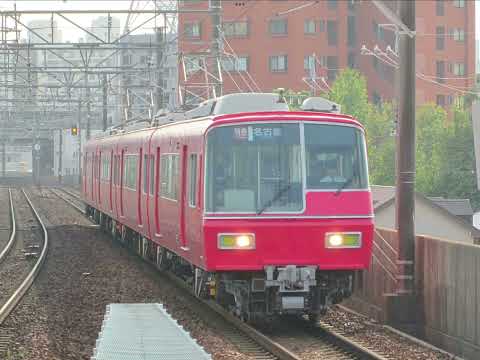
[
  {"xmin": 85, "ymin": 71, "xmax": 91, "ymax": 139},
  {"xmin": 210, "ymin": 0, "xmax": 222, "ymax": 98},
  {"xmin": 395, "ymin": 1, "xmax": 416, "ymax": 296},
  {"xmin": 77, "ymin": 99, "xmax": 82, "ymax": 185},
  {"xmin": 1, "ymin": 141, "xmax": 5, "ymax": 178},
  {"xmin": 58, "ymin": 129, "xmax": 62, "ymax": 184},
  {"xmin": 155, "ymin": 26, "xmax": 165, "ymax": 115},
  {"xmin": 102, "ymin": 74, "xmax": 108, "ymax": 131}
]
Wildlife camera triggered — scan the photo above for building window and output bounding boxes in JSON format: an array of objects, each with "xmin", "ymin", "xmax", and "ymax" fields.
[
  {"xmin": 304, "ymin": 55, "xmax": 315, "ymax": 72},
  {"xmin": 188, "ymin": 154, "xmax": 198, "ymax": 207},
  {"xmin": 372, "ymin": 20, "xmax": 386, "ymax": 41},
  {"xmin": 452, "ymin": 28, "xmax": 465, "ymax": 42},
  {"xmin": 453, "ymin": 0, "xmax": 465, "ymax": 8},
  {"xmin": 436, "ymin": 94, "xmax": 445, "ymax": 106},
  {"xmin": 327, "ymin": 20, "xmax": 338, "ymax": 46},
  {"xmin": 304, "ymin": 19, "xmax": 316, "ymax": 34},
  {"xmin": 184, "ymin": 22, "xmax": 201, "ymax": 38},
  {"xmin": 447, "ymin": 95, "xmax": 453, "ymax": 105},
  {"xmin": 327, "ymin": 0, "xmax": 337, "ymax": 10},
  {"xmin": 348, "ymin": 52, "xmax": 356, "ymax": 68},
  {"xmin": 269, "ymin": 18, "xmax": 287, "ymax": 35},
  {"xmin": 436, "ymin": 60, "xmax": 445, "ymax": 83},
  {"xmin": 327, "ymin": 56, "xmax": 338, "ymax": 81},
  {"xmin": 223, "ymin": 21, "xmax": 248, "ymax": 37},
  {"xmin": 160, "ymin": 154, "xmax": 179, "ymax": 200},
  {"xmin": 347, "ymin": 16, "xmax": 356, "ymax": 47},
  {"xmin": 318, "ymin": 20, "xmax": 325, "ymax": 32},
  {"xmin": 184, "ymin": 56, "xmax": 202, "ymax": 74},
  {"xmin": 269, "ymin": 55, "xmax": 288, "ymax": 72},
  {"xmin": 221, "ymin": 56, "xmax": 249, "ymax": 72},
  {"xmin": 453, "ymin": 62, "xmax": 465, "ymax": 76},
  {"xmin": 123, "ymin": 155, "xmax": 138, "ymax": 190},
  {"xmin": 372, "ymin": 56, "xmax": 379, "ymax": 70},
  {"xmin": 436, "ymin": 0, "xmax": 444, "ymax": 15},
  {"xmin": 436, "ymin": 26, "xmax": 445, "ymax": 50}
]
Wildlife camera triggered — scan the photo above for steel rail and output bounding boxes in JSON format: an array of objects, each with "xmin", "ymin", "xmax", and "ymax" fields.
[
  {"xmin": 0, "ymin": 189, "xmax": 16, "ymax": 264},
  {"xmin": 316, "ymin": 320, "xmax": 389, "ymax": 360},
  {"xmin": 51, "ymin": 188, "xmax": 86, "ymax": 215},
  {"xmin": 0, "ymin": 189, "xmax": 49, "ymax": 325}
]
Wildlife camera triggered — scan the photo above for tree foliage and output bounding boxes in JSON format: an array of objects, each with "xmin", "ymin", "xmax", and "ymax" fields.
[
  {"xmin": 325, "ymin": 68, "xmax": 479, "ymax": 209},
  {"xmin": 327, "ymin": 68, "xmax": 396, "ymax": 185}
]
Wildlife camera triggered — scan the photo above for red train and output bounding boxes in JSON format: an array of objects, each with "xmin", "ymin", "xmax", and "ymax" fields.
[{"xmin": 82, "ymin": 93, "xmax": 374, "ymax": 322}]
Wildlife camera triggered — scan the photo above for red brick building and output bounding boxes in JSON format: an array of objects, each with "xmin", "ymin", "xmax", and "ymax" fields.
[{"xmin": 178, "ymin": 0, "xmax": 475, "ymax": 107}]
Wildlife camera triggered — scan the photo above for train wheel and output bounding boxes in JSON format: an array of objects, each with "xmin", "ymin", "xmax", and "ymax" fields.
[{"xmin": 156, "ymin": 246, "xmax": 170, "ymax": 270}]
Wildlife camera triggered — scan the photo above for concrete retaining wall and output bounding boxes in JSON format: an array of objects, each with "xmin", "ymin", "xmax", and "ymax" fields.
[{"xmin": 345, "ymin": 228, "xmax": 480, "ymax": 359}]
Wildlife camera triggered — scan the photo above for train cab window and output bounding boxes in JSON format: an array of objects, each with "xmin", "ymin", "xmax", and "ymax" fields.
[
  {"xmin": 149, "ymin": 155, "xmax": 155, "ymax": 195},
  {"xmin": 123, "ymin": 154, "xmax": 138, "ymax": 190},
  {"xmin": 188, "ymin": 154, "xmax": 198, "ymax": 207},
  {"xmin": 305, "ymin": 124, "xmax": 368, "ymax": 190},
  {"xmin": 160, "ymin": 154, "xmax": 179, "ymax": 200},
  {"xmin": 206, "ymin": 124, "xmax": 303, "ymax": 213}
]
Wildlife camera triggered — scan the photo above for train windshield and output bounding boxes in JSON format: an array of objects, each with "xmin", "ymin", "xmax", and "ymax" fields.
[
  {"xmin": 206, "ymin": 123, "xmax": 303, "ymax": 213},
  {"xmin": 205, "ymin": 122, "xmax": 368, "ymax": 213},
  {"xmin": 305, "ymin": 124, "xmax": 368, "ymax": 191}
]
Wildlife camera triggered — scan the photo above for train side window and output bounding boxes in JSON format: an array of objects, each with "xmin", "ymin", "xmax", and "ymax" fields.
[
  {"xmin": 149, "ymin": 155, "xmax": 155, "ymax": 195},
  {"xmin": 143, "ymin": 153, "xmax": 148, "ymax": 193},
  {"xmin": 124, "ymin": 154, "xmax": 138, "ymax": 190},
  {"xmin": 188, "ymin": 153, "xmax": 198, "ymax": 207},
  {"xmin": 160, "ymin": 154, "xmax": 179, "ymax": 200},
  {"xmin": 101, "ymin": 152, "xmax": 110, "ymax": 181}
]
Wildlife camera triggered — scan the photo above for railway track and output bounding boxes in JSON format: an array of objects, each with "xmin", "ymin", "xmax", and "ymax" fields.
[
  {"xmin": 0, "ymin": 188, "xmax": 48, "ymax": 356},
  {"xmin": 54, "ymin": 186, "xmax": 388, "ymax": 360},
  {"xmin": 51, "ymin": 187, "xmax": 85, "ymax": 214}
]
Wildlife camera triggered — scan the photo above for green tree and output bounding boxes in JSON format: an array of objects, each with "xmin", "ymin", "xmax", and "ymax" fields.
[
  {"xmin": 327, "ymin": 68, "xmax": 396, "ymax": 185},
  {"xmin": 437, "ymin": 103, "xmax": 480, "ymax": 209},
  {"xmin": 415, "ymin": 104, "xmax": 447, "ymax": 194}
]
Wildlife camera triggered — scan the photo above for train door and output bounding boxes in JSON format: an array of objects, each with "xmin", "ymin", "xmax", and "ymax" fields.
[
  {"xmin": 112, "ymin": 146, "xmax": 120, "ymax": 219},
  {"xmin": 141, "ymin": 133, "xmax": 154, "ymax": 238},
  {"xmin": 179, "ymin": 145, "xmax": 188, "ymax": 248},
  {"xmin": 109, "ymin": 150, "xmax": 113, "ymax": 213},
  {"xmin": 120, "ymin": 148, "xmax": 125, "ymax": 218},
  {"xmin": 137, "ymin": 147, "xmax": 143, "ymax": 228},
  {"xmin": 98, "ymin": 150, "xmax": 102, "ymax": 206}
]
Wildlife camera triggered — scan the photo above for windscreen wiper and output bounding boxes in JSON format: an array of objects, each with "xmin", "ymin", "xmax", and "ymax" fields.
[
  {"xmin": 335, "ymin": 176, "xmax": 354, "ymax": 196},
  {"xmin": 256, "ymin": 183, "xmax": 291, "ymax": 215}
]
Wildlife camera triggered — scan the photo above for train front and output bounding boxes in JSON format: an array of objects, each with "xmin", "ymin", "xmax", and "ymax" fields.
[{"xmin": 203, "ymin": 114, "xmax": 374, "ymax": 321}]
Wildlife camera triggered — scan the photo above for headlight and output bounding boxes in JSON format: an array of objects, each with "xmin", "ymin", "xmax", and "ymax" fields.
[
  {"xmin": 325, "ymin": 232, "xmax": 362, "ymax": 248},
  {"xmin": 218, "ymin": 233, "xmax": 255, "ymax": 250}
]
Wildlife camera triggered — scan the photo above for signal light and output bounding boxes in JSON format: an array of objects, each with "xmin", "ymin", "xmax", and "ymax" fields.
[{"xmin": 71, "ymin": 126, "xmax": 78, "ymax": 136}]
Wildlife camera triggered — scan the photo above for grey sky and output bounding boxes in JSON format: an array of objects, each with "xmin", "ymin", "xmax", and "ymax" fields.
[
  {"xmin": 1, "ymin": 1, "xmax": 162, "ymax": 41},
  {"xmin": 2, "ymin": 1, "xmax": 479, "ymax": 41}
]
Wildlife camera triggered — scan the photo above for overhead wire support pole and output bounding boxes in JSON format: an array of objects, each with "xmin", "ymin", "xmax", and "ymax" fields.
[
  {"xmin": 210, "ymin": 0, "xmax": 222, "ymax": 98},
  {"xmin": 394, "ymin": 0, "xmax": 416, "ymax": 297},
  {"xmin": 155, "ymin": 26, "xmax": 165, "ymax": 115}
]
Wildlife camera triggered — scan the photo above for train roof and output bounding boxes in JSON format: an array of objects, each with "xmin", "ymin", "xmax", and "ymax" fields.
[{"xmin": 92, "ymin": 93, "xmax": 362, "ymax": 141}]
